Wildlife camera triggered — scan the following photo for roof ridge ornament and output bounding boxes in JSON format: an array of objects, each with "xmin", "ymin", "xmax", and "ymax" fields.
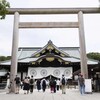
[{"xmin": 48, "ymin": 40, "xmax": 53, "ymax": 44}]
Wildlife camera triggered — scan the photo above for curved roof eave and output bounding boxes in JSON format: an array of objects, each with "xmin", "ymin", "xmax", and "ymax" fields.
[
  {"xmin": 31, "ymin": 40, "xmax": 69, "ymax": 57},
  {"xmin": 34, "ymin": 55, "xmax": 71, "ymax": 63},
  {"xmin": 87, "ymin": 59, "xmax": 98, "ymax": 65},
  {"xmin": 0, "ymin": 60, "xmax": 11, "ymax": 65},
  {"xmin": 29, "ymin": 55, "xmax": 81, "ymax": 63}
]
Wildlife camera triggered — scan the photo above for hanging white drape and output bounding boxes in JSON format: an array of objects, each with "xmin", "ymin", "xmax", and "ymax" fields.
[{"xmin": 28, "ymin": 67, "xmax": 72, "ymax": 79}]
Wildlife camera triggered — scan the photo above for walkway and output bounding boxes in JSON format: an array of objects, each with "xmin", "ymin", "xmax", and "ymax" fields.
[{"xmin": 0, "ymin": 89, "xmax": 100, "ymax": 100}]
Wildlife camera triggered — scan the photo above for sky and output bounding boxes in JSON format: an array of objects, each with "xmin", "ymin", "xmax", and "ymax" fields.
[{"xmin": 0, "ymin": 0, "xmax": 100, "ymax": 56}]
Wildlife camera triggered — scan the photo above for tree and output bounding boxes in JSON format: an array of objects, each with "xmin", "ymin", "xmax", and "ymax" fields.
[
  {"xmin": 87, "ymin": 52, "xmax": 100, "ymax": 61},
  {"xmin": 0, "ymin": 0, "xmax": 10, "ymax": 19},
  {"xmin": 0, "ymin": 56, "xmax": 11, "ymax": 61}
]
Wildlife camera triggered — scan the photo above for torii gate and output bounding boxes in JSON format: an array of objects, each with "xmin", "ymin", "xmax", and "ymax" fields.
[{"xmin": 7, "ymin": 8, "xmax": 100, "ymax": 92}]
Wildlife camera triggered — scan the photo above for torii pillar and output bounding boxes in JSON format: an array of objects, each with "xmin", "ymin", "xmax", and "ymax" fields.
[
  {"xmin": 10, "ymin": 12, "xmax": 19, "ymax": 92},
  {"xmin": 78, "ymin": 11, "xmax": 88, "ymax": 78}
]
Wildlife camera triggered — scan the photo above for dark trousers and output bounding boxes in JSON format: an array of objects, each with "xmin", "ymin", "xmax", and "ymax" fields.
[
  {"xmin": 30, "ymin": 85, "xmax": 33, "ymax": 93},
  {"xmin": 54, "ymin": 86, "xmax": 56, "ymax": 93},
  {"xmin": 57, "ymin": 85, "xmax": 59, "ymax": 90}
]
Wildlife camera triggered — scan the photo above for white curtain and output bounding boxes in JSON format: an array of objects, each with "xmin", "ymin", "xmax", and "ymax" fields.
[{"xmin": 28, "ymin": 67, "xmax": 72, "ymax": 79}]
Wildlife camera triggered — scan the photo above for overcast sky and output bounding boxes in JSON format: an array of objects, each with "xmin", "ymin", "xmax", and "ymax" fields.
[{"xmin": 0, "ymin": 0, "xmax": 100, "ymax": 56}]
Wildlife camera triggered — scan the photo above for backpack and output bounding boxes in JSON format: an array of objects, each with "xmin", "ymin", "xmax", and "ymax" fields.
[
  {"xmin": 62, "ymin": 78, "xmax": 66, "ymax": 85},
  {"xmin": 15, "ymin": 77, "xmax": 20, "ymax": 84},
  {"xmin": 30, "ymin": 79, "xmax": 34, "ymax": 84},
  {"xmin": 42, "ymin": 80, "xmax": 46, "ymax": 86}
]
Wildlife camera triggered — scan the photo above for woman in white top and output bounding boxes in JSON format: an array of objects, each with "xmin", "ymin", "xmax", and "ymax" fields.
[{"xmin": 56, "ymin": 79, "xmax": 60, "ymax": 91}]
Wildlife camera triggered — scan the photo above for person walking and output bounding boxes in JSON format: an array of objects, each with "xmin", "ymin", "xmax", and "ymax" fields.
[
  {"xmin": 29, "ymin": 75, "xmax": 35, "ymax": 93},
  {"xmin": 23, "ymin": 77, "xmax": 30, "ymax": 94},
  {"xmin": 36, "ymin": 79, "xmax": 41, "ymax": 92},
  {"xmin": 49, "ymin": 78, "xmax": 54, "ymax": 93},
  {"xmin": 53, "ymin": 79, "xmax": 57, "ymax": 93},
  {"xmin": 42, "ymin": 79, "xmax": 46, "ymax": 92},
  {"xmin": 56, "ymin": 79, "xmax": 60, "ymax": 91},
  {"xmin": 78, "ymin": 74, "xmax": 85, "ymax": 94},
  {"xmin": 61, "ymin": 75, "xmax": 66, "ymax": 94},
  {"xmin": 14, "ymin": 75, "xmax": 21, "ymax": 94}
]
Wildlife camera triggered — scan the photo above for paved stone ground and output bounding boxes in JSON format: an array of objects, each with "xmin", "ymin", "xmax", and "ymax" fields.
[{"xmin": 0, "ymin": 88, "xmax": 100, "ymax": 100}]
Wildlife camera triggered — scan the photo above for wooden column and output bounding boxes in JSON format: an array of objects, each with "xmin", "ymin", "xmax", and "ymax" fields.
[
  {"xmin": 10, "ymin": 12, "xmax": 19, "ymax": 92},
  {"xmin": 78, "ymin": 11, "xmax": 88, "ymax": 78}
]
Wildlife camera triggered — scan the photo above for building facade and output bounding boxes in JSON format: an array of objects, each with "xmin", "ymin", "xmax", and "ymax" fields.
[{"xmin": 0, "ymin": 40, "xmax": 99, "ymax": 82}]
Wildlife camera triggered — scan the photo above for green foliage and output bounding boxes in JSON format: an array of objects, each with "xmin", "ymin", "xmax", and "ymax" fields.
[
  {"xmin": 87, "ymin": 52, "xmax": 100, "ymax": 61},
  {"xmin": 0, "ymin": 0, "xmax": 10, "ymax": 19},
  {"xmin": 0, "ymin": 56, "xmax": 11, "ymax": 61}
]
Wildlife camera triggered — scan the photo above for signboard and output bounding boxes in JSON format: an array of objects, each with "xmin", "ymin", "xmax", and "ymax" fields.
[{"xmin": 85, "ymin": 79, "xmax": 92, "ymax": 93}]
